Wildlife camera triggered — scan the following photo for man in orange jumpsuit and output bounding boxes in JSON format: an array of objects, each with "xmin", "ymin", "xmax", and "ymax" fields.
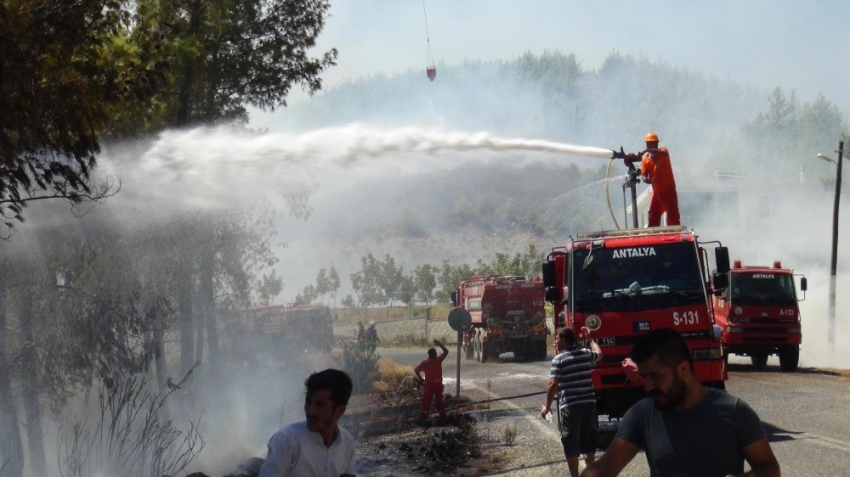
[
  {"xmin": 627, "ymin": 132, "xmax": 680, "ymax": 227},
  {"xmin": 415, "ymin": 339, "xmax": 449, "ymax": 424}
]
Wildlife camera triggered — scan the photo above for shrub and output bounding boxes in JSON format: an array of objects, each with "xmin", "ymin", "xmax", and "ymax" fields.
[
  {"xmin": 59, "ymin": 372, "xmax": 203, "ymax": 477},
  {"xmin": 338, "ymin": 339, "xmax": 380, "ymax": 393}
]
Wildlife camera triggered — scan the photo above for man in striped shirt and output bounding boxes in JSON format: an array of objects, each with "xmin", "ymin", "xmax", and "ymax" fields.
[{"xmin": 542, "ymin": 326, "xmax": 603, "ymax": 477}]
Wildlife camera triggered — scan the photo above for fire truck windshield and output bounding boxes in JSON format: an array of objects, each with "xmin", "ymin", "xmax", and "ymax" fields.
[
  {"xmin": 572, "ymin": 242, "xmax": 705, "ymax": 312},
  {"xmin": 730, "ymin": 273, "xmax": 796, "ymax": 306}
]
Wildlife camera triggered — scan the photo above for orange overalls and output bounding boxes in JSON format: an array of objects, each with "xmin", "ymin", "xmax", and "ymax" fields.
[
  {"xmin": 415, "ymin": 354, "xmax": 447, "ymax": 421},
  {"xmin": 641, "ymin": 147, "xmax": 680, "ymax": 227}
]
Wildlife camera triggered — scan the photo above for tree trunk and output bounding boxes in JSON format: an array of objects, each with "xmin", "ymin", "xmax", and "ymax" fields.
[
  {"xmin": 19, "ymin": 282, "xmax": 46, "ymax": 477},
  {"xmin": 153, "ymin": 324, "xmax": 167, "ymax": 391},
  {"xmin": 178, "ymin": 263, "xmax": 194, "ymax": 378},
  {"xmin": 0, "ymin": 251, "xmax": 24, "ymax": 477},
  {"xmin": 194, "ymin": 303, "xmax": 204, "ymax": 367},
  {"xmin": 175, "ymin": 0, "xmax": 203, "ymax": 127},
  {"xmin": 200, "ymin": 249, "xmax": 219, "ymax": 375}
]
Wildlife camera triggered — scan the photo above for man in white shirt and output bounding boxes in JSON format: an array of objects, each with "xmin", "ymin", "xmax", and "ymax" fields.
[{"xmin": 259, "ymin": 369, "xmax": 356, "ymax": 477}]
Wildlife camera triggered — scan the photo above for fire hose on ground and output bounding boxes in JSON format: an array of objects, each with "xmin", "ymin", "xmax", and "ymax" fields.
[{"xmin": 404, "ymin": 387, "xmax": 550, "ymax": 422}]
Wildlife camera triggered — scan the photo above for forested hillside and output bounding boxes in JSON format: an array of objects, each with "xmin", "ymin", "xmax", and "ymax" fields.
[{"xmin": 280, "ymin": 51, "xmax": 767, "ymax": 159}]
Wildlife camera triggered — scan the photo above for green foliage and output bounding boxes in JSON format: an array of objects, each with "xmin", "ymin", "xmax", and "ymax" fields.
[
  {"xmin": 124, "ymin": 0, "xmax": 338, "ymax": 129},
  {"xmin": 0, "ymin": 0, "xmax": 126, "ymax": 230},
  {"xmin": 337, "ymin": 339, "xmax": 380, "ymax": 394},
  {"xmin": 709, "ymin": 88, "xmax": 847, "ymax": 183},
  {"xmin": 341, "ymin": 294, "xmax": 356, "ymax": 309},
  {"xmin": 475, "ymin": 243, "xmax": 544, "ymax": 277},
  {"xmin": 413, "ymin": 264, "xmax": 437, "ymax": 306},
  {"xmin": 436, "ymin": 260, "xmax": 475, "ymax": 304},
  {"xmin": 328, "ymin": 267, "xmax": 341, "ymax": 305},
  {"xmin": 378, "ymin": 254, "xmax": 403, "ymax": 307},
  {"xmin": 282, "ymin": 50, "xmax": 766, "ymax": 152},
  {"xmin": 397, "ymin": 275, "xmax": 416, "ymax": 308},
  {"xmin": 350, "ymin": 253, "xmax": 386, "ymax": 307},
  {"xmin": 1, "ymin": 0, "xmax": 339, "ymax": 229},
  {"xmin": 258, "ymin": 269, "xmax": 283, "ymax": 304}
]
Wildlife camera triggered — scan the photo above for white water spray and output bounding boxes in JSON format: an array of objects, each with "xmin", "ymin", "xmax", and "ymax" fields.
[
  {"xmin": 100, "ymin": 124, "xmax": 617, "ymax": 215},
  {"xmin": 139, "ymin": 123, "xmax": 614, "ymax": 171}
]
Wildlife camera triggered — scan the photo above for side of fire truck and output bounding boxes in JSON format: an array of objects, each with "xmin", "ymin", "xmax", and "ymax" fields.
[
  {"xmin": 451, "ymin": 275, "xmax": 548, "ymax": 363},
  {"xmin": 542, "ymin": 225, "xmax": 730, "ymax": 418},
  {"xmin": 223, "ymin": 303, "xmax": 334, "ymax": 365},
  {"xmin": 713, "ymin": 260, "xmax": 807, "ymax": 371}
]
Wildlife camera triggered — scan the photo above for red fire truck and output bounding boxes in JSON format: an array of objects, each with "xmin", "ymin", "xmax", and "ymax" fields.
[
  {"xmin": 451, "ymin": 275, "xmax": 547, "ymax": 362},
  {"xmin": 542, "ymin": 226, "xmax": 730, "ymax": 418},
  {"xmin": 713, "ymin": 260, "xmax": 806, "ymax": 371},
  {"xmin": 223, "ymin": 303, "xmax": 334, "ymax": 365}
]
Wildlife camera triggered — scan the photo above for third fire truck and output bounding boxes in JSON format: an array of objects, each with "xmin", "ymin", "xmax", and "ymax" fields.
[
  {"xmin": 542, "ymin": 226, "xmax": 730, "ymax": 418},
  {"xmin": 713, "ymin": 260, "xmax": 807, "ymax": 371},
  {"xmin": 451, "ymin": 275, "xmax": 548, "ymax": 363}
]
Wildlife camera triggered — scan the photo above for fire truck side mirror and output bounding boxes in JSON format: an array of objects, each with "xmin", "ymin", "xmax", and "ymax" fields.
[
  {"xmin": 545, "ymin": 287, "xmax": 561, "ymax": 303},
  {"xmin": 800, "ymin": 277, "xmax": 808, "ymax": 292},
  {"xmin": 541, "ymin": 261, "xmax": 556, "ymax": 288},
  {"xmin": 715, "ymin": 247, "xmax": 730, "ymax": 274},
  {"xmin": 712, "ymin": 272, "xmax": 728, "ymax": 292},
  {"xmin": 450, "ymin": 291, "xmax": 458, "ymax": 307}
]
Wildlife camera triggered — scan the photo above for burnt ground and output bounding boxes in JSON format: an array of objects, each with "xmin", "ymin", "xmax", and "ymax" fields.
[
  {"xmin": 206, "ymin": 389, "xmax": 512, "ymax": 477},
  {"xmin": 341, "ymin": 388, "xmax": 511, "ymax": 477}
]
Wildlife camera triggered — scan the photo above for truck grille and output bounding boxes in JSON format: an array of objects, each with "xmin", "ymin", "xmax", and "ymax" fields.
[
  {"xmin": 741, "ymin": 327, "xmax": 789, "ymax": 333},
  {"xmin": 742, "ymin": 337, "xmax": 787, "ymax": 344},
  {"xmin": 600, "ymin": 373, "xmax": 629, "ymax": 386},
  {"xmin": 600, "ymin": 354, "xmax": 630, "ymax": 365}
]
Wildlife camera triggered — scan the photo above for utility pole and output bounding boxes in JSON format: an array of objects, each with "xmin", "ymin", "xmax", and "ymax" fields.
[{"xmin": 829, "ymin": 140, "xmax": 844, "ymax": 360}]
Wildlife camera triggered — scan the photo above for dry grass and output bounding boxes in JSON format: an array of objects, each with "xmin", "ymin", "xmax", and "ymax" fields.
[{"xmin": 372, "ymin": 358, "xmax": 417, "ymax": 393}]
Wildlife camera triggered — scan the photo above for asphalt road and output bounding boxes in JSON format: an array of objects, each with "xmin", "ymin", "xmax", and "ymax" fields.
[{"xmin": 380, "ymin": 347, "xmax": 850, "ymax": 477}]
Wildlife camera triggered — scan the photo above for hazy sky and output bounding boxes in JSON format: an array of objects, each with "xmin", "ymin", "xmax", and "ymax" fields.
[{"xmin": 259, "ymin": 0, "xmax": 850, "ymax": 120}]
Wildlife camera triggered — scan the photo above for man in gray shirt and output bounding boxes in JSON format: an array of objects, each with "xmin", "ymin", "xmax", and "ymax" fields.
[
  {"xmin": 581, "ymin": 328, "xmax": 780, "ymax": 477},
  {"xmin": 542, "ymin": 326, "xmax": 602, "ymax": 477}
]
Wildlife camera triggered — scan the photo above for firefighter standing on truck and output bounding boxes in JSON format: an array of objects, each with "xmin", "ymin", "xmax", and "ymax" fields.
[
  {"xmin": 626, "ymin": 132, "xmax": 680, "ymax": 227},
  {"xmin": 415, "ymin": 339, "xmax": 449, "ymax": 424}
]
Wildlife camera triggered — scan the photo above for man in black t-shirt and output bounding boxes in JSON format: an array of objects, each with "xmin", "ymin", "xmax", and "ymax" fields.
[{"xmin": 581, "ymin": 328, "xmax": 780, "ymax": 477}]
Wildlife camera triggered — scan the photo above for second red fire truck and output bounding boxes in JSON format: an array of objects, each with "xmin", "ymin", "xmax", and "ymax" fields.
[
  {"xmin": 451, "ymin": 275, "xmax": 548, "ymax": 363},
  {"xmin": 713, "ymin": 260, "xmax": 807, "ymax": 371}
]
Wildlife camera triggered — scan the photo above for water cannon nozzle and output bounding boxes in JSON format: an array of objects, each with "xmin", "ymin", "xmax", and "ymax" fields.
[{"xmin": 611, "ymin": 147, "xmax": 626, "ymax": 160}]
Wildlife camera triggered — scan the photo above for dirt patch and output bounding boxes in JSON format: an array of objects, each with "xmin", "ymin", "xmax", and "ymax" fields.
[{"xmin": 342, "ymin": 390, "xmax": 509, "ymax": 476}]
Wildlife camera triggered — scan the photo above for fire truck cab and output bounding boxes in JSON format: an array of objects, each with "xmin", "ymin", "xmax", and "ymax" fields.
[
  {"xmin": 713, "ymin": 260, "xmax": 806, "ymax": 371},
  {"xmin": 542, "ymin": 225, "xmax": 730, "ymax": 418}
]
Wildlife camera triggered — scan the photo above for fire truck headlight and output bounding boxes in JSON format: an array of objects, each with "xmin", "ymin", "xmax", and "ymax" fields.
[
  {"xmin": 693, "ymin": 348, "xmax": 722, "ymax": 360},
  {"xmin": 788, "ymin": 327, "xmax": 801, "ymax": 334},
  {"xmin": 726, "ymin": 326, "xmax": 742, "ymax": 333}
]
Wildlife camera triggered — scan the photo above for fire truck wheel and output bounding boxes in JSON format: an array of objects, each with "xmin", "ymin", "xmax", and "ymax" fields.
[
  {"xmin": 779, "ymin": 346, "xmax": 799, "ymax": 372},
  {"xmin": 750, "ymin": 352, "xmax": 768, "ymax": 368},
  {"xmin": 513, "ymin": 344, "xmax": 527, "ymax": 362},
  {"xmin": 536, "ymin": 340, "xmax": 548, "ymax": 361},
  {"xmin": 482, "ymin": 341, "xmax": 497, "ymax": 363}
]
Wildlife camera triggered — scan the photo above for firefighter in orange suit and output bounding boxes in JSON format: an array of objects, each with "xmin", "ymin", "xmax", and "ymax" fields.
[
  {"xmin": 415, "ymin": 339, "xmax": 449, "ymax": 423},
  {"xmin": 627, "ymin": 132, "xmax": 680, "ymax": 227}
]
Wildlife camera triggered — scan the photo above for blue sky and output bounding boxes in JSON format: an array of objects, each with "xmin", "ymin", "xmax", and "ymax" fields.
[{"xmin": 263, "ymin": 0, "xmax": 850, "ymax": 118}]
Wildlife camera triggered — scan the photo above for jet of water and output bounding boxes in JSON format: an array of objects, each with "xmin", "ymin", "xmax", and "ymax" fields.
[{"xmin": 100, "ymin": 123, "xmax": 617, "ymax": 215}]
